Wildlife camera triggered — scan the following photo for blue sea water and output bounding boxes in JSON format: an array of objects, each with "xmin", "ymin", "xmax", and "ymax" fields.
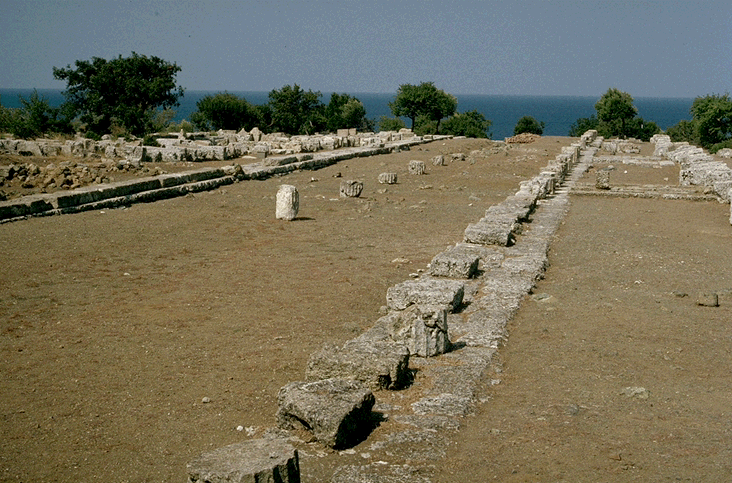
[{"xmin": 0, "ymin": 88, "xmax": 694, "ymax": 140}]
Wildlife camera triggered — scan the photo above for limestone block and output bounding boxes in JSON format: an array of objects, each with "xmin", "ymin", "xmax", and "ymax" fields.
[
  {"xmin": 276, "ymin": 185, "xmax": 299, "ymax": 221},
  {"xmin": 306, "ymin": 340, "xmax": 410, "ymax": 390},
  {"xmin": 464, "ymin": 219, "xmax": 517, "ymax": 246},
  {"xmin": 386, "ymin": 279, "xmax": 465, "ymax": 313},
  {"xmin": 408, "ymin": 160, "xmax": 426, "ymax": 175},
  {"xmin": 431, "ymin": 155, "xmax": 445, "ymax": 166},
  {"xmin": 276, "ymin": 378, "xmax": 375, "ymax": 449},
  {"xmin": 450, "ymin": 153, "xmax": 466, "ymax": 162},
  {"xmin": 696, "ymin": 292, "xmax": 719, "ymax": 307},
  {"xmin": 429, "ymin": 248, "xmax": 480, "ymax": 278},
  {"xmin": 378, "ymin": 172, "xmax": 398, "ymax": 184},
  {"xmin": 596, "ymin": 169, "xmax": 611, "ymax": 190},
  {"xmin": 187, "ymin": 438, "xmax": 299, "ymax": 483},
  {"xmin": 376, "ymin": 305, "xmax": 450, "ymax": 357},
  {"xmin": 340, "ymin": 180, "xmax": 363, "ymax": 197}
]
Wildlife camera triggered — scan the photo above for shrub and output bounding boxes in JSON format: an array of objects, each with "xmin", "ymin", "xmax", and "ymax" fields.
[
  {"xmin": 378, "ymin": 116, "xmax": 406, "ymax": 132},
  {"xmin": 440, "ymin": 110, "xmax": 492, "ymax": 138},
  {"xmin": 514, "ymin": 116, "xmax": 544, "ymax": 135},
  {"xmin": 568, "ymin": 115, "xmax": 599, "ymax": 137},
  {"xmin": 142, "ymin": 134, "xmax": 161, "ymax": 147},
  {"xmin": 189, "ymin": 92, "xmax": 260, "ymax": 132},
  {"xmin": 1, "ymin": 90, "xmax": 74, "ymax": 139},
  {"xmin": 414, "ymin": 115, "xmax": 437, "ymax": 136}
]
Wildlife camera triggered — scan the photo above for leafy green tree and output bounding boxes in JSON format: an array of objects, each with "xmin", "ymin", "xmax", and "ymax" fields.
[
  {"xmin": 189, "ymin": 92, "xmax": 261, "ymax": 131},
  {"xmin": 267, "ymin": 84, "xmax": 325, "ymax": 135},
  {"xmin": 389, "ymin": 82, "xmax": 457, "ymax": 132},
  {"xmin": 0, "ymin": 90, "xmax": 73, "ymax": 139},
  {"xmin": 594, "ymin": 88, "xmax": 638, "ymax": 137},
  {"xmin": 568, "ymin": 115, "xmax": 598, "ymax": 137},
  {"xmin": 440, "ymin": 110, "xmax": 492, "ymax": 138},
  {"xmin": 513, "ymin": 115, "xmax": 545, "ymax": 135},
  {"xmin": 324, "ymin": 93, "xmax": 373, "ymax": 132},
  {"xmin": 690, "ymin": 93, "xmax": 732, "ymax": 148},
  {"xmin": 626, "ymin": 118, "xmax": 661, "ymax": 142},
  {"xmin": 378, "ymin": 116, "xmax": 406, "ymax": 132},
  {"xmin": 53, "ymin": 52, "xmax": 184, "ymax": 136},
  {"xmin": 665, "ymin": 119, "xmax": 697, "ymax": 143}
]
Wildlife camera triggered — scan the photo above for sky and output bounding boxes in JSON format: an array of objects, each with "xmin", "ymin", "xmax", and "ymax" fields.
[{"xmin": 1, "ymin": 0, "xmax": 730, "ymax": 98}]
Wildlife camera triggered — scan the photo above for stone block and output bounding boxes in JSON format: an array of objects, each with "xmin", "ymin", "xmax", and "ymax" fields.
[
  {"xmin": 450, "ymin": 153, "xmax": 466, "ymax": 162},
  {"xmin": 464, "ymin": 219, "xmax": 517, "ymax": 246},
  {"xmin": 187, "ymin": 438, "xmax": 299, "ymax": 483},
  {"xmin": 596, "ymin": 169, "xmax": 611, "ymax": 190},
  {"xmin": 376, "ymin": 305, "xmax": 450, "ymax": 357},
  {"xmin": 386, "ymin": 279, "xmax": 465, "ymax": 313},
  {"xmin": 378, "ymin": 172, "xmax": 398, "ymax": 184},
  {"xmin": 431, "ymin": 155, "xmax": 445, "ymax": 166},
  {"xmin": 428, "ymin": 248, "xmax": 480, "ymax": 278},
  {"xmin": 306, "ymin": 340, "xmax": 410, "ymax": 390},
  {"xmin": 696, "ymin": 292, "xmax": 719, "ymax": 307},
  {"xmin": 340, "ymin": 180, "xmax": 363, "ymax": 197},
  {"xmin": 276, "ymin": 378, "xmax": 375, "ymax": 449},
  {"xmin": 408, "ymin": 160, "xmax": 426, "ymax": 175},
  {"xmin": 276, "ymin": 185, "xmax": 299, "ymax": 221}
]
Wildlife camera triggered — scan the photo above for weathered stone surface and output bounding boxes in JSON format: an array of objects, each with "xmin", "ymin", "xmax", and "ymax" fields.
[
  {"xmin": 275, "ymin": 185, "xmax": 299, "ymax": 221},
  {"xmin": 408, "ymin": 160, "xmax": 426, "ymax": 175},
  {"xmin": 277, "ymin": 378, "xmax": 375, "ymax": 449},
  {"xmin": 696, "ymin": 292, "xmax": 719, "ymax": 307},
  {"xmin": 428, "ymin": 248, "xmax": 480, "ymax": 278},
  {"xmin": 386, "ymin": 279, "xmax": 465, "ymax": 313},
  {"xmin": 596, "ymin": 169, "xmax": 611, "ymax": 190},
  {"xmin": 450, "ymin": 153, "xmax": 466, "ymax": 162},
  {"xmin": 464, "ymin": 219, "xmax": 517, "ymax": 246},
  {"xmin": 186, "ymin": 438, "xmax": 299, "ymax": 483},
  {"xmin": 340, "ymin": 180, "xmax": 363, "ymax": 197},
  {"xmin": 431, "ymin": 155, "xmax": 445, "ymax": 166},
  {"xmin": 306, "ymin": 340, "xmax": 410, "ymax": 390},
  {"xmin": 375, "ymin": 305, "xmax": 450, "ymax": 357},
  {"xmin": 378, "ymin": 172, "xmax": 398, "ymax": 184}
]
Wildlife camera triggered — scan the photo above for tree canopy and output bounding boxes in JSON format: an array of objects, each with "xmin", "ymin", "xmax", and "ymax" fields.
[
  {"xmin": 513, "ymin": 115, "xmax": 544, "ymax": 135},
  {"xmin": 440, "ymin": 110, "xmax": 491, "ymax": 138},
  {"xmin": 568, "ymin": 88, "xmax": 660, "ymax": 141},
  {"xmin": 53, "ymin": 52, "xmax": 184, "ymax": 137},
  {"xmin": 389, "ymin": 82, "xmax": 457, "ymax": 132},
  {"xmin": 189, "ymin": 92, "xmax": 261, "ymax": 132},
  {"xmin": 266, "ymin": 84, "xmax": 325, "ymax": 135},
  {"xmin": 690, "ymin": 94, "xmax": 732, "ymax": 149}
]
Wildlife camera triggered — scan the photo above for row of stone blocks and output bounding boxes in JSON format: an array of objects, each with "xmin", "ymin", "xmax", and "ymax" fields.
[{"xmin": 185, "ymin": 137, "xmax": 592, "ymax": 482}]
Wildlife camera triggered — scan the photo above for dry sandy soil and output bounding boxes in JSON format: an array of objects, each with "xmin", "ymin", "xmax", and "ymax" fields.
[{"xmin": 1, "ymin": 137, "xmax": 731, "ymax": 482}]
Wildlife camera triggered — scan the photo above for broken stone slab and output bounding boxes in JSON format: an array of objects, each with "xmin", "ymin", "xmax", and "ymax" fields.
[
  {"xmin": 306, "ymin": 340, "xmax": 410, "ymax": 390},
  {"xmin": 411, "ymin": 393, "xmax": 472, "ymax": 417},
  {"xmin": 374, "ymin": 304, "xmax": 450, "ymax": 357},
  {"xmin": 378, "ymin": 172, "xmax": 398, "ymax": 184},
  {"xmin": 408, "ymin": 160, "xmax": 426, "ymax": 175},
  {"xmin": 275, "ymin": 185, "xmax": 299, "ymax": 221},
  {"xmin": 340, "ymin": 180, "xmax": 364, "ymax": 197},
  {"xmin": 596, "ymin": 169, "xmax": 611, "ymax": 189},
  {"xmin": 428, "ymin": 247, "xmax": 480, "ymax": 278},
  {"xmin": 696, "ymin": 292, "xmax": 719, "ymax": 307},
  {"xmin": 386, "ymin": 279, "xmax": 465, "ymax": 313},
  {"xmin": 431, "ymin": 155, "xmax": 445, "ymax": 166},
  {"xmin": 186, "ymin": 438, "xmax": 299, "ymax": 483},
  {"xmin": 276, "ymin": 378, "xmax": 375, "ymax": 449}
]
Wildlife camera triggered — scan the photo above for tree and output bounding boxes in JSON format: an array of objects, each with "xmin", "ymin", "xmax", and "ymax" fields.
[
  {"xmin": 513, "ymin": 115, "xmax": 545, "ymax": 135},
  {"xmin": 324, "ymin": 93, "xmax": 373, "ymax": 132},
  {"xmin": 594, "ymin": 88, "xmax": 638, "ymax": 138},
  {"xmin": 440, "ymin": 110, "xmax": 492, "ymax": 138},
  {"xmin": 568, "ymin": 115, "xmax": 599, "ymax": 137},
  {"xmin": 189, "ymin": 92, "xmax": 261, "ymax": 131},
  {"xmin": 690, "ymin": 94, "xmax": 732, "ymax": 149},
  {"xmin": 53, "ymin": 52, "xmax": 184, "ymax": 136},
  {"xmin": 378, "ymin": 116, "xmax": 406, "ymax": 132},
  {"xmin": 389, "ymin": 82, "xmax": 457, "ymax": 132},
  {"xmin": 665, "ymin": 119, "xmax": 697, "ymax": 143},
  {"xmin": 267, "ymin": 84, "xmax": 325, "ymax": 135},
  {"xmin": 0, "ymin": 90, "xmax": 73, "ymax": 139}
]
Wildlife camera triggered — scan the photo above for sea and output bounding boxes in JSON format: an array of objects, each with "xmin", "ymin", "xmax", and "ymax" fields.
[{"xmin": 0, "ymin": 88, "xmax": 695, "ymax": 140}]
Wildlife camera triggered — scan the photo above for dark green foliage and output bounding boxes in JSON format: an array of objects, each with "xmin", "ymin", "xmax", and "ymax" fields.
[
  {"xmin": 665, "ymin": 119, "xmax": 697, "ymax": 143},
  {"xmin": 267, "ymin": 84, "xmax": 325, "ymax": 135},
  {"xmin": 325, "ymin": 93, "xmax": 374, "ymax": 132},
  {"xmin": 513, "ymin": 115, "xmax": 545, "ymax": 135},
  {"xmin": 53, "ymin": 52, "xmax": 184, "ymax": 136},
  {"xmin": 414, "ymin": 115, "xmax": 438, "ymax": 136},
  {"xmin": 568, "ymin": 115, "xmax": 598, "ymax": 137},
  {"xmin": 0, "ymin": 90, "xmax": 73, "ymax": 139},
  {"xmin": 142, "ymin": 134, "xmax": 161, "ymax": 147},
  {"xmin": 710, "ymin": 139, "xmax": 732, "ymax": 153},
  {"xmin": 389, "ymin": 82, "xmax": 457, "ymax": 131},
  {"xmin": 440, "ymin": 110, "xmax": 492, "ymax": 138},
  {"xmin": 378, "ymin": 116, "xmax": 406, "ymax": 132},
  {"xmin": 189, "ymin": 92, "xmax": 261, "ymax": 131},
  {"xmin": 689, "ymin": 94, "xmax": 732, "ymax": 148},
  {"xmin": 626, "ymin": 118, "xmax": 661, "ymax": 142}
]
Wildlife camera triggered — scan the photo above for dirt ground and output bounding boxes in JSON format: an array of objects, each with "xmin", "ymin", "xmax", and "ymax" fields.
[{"xmin": 1, "ymin": 137, "xmax": 731, "ymax": 482}]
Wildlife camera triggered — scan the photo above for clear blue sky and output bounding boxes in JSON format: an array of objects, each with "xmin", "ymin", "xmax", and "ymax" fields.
[{"xmin": 2, "ymin": 0, "xmax": 730, "ymax": 98}]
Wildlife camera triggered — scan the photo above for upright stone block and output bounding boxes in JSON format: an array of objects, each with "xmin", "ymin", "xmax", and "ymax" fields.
[
  {"xmin": 340, "ymin": 180, "xmax": 363, "ymax": 197},
  {"xmin": 596, "ymin": 169, "xmax": 610, "ymax": 190},
  {"xmin": 276, "ymin": 378, "xmax": 375, "ymax": 449},
  {"xmin": 431, "ymin": 155, "xmax": 445, "ymax": 166},
  {"xmin": 429, "ymin": 248, "xmax": 480, "ymax": 278},
  {"xmin": 377, "ymin": 305, "xmax": 450, "ymax": 357},
  {"xmin": 276, "ymin": 185, "xmax": 299, "ymax": 221},
  {"xmin": 408, "ymin": 160, "xmax": 426, "ymax": 175},
  {"xmin": 186, "ymin": 439, "xmax": 299, "ymax": 483}
]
